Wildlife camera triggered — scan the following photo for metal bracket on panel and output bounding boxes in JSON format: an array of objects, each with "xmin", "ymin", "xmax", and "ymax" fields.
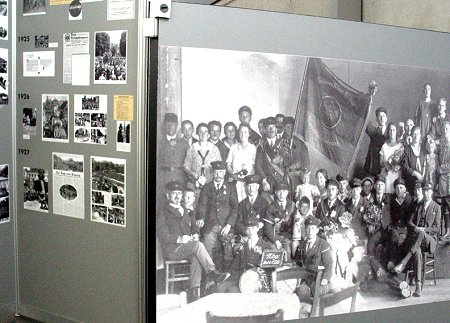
[{"xmin": 144, "ymin": 0, "xmax": 172, "ymax": 38}]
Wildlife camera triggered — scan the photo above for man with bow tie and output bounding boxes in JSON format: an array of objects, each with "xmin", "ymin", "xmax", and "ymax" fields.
[
  {"xmin": 394, "ymin": 180, "xmax": 441, "ymax": 297},
  {"xmin": 196, "ymin": 161, "xmax": 239, "ymax": 271},
  {"xmin": 157, "ymin": 181, "xmax": 230, "ymax": 303},
  {"xmin": 364, "ymin": 107, "xmax": 389, "ymax": 176}
]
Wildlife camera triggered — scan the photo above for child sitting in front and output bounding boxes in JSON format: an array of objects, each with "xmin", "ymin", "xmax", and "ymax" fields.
[{"xmin": 294, "ymin": 167, "xmax": 320, "ymax": 215}]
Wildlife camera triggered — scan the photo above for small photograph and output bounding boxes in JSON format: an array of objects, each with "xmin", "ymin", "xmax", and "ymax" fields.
[
  {"xmin": 42, "ymin": 94, "xmax": 69, "ymax": 142},
  {"xmin": 0, "ymin": 54, "xmax": 6, "ymax": 73},
  {"xmin": 75, "ymin": 113, "xmax": 90, "ymax": 127},
  {"xmin": 91, "ymin": 113, "xmax": 106, "ymax": 127},
  {"xmin": 91, "ymin": 128, "xmax": 107, "ymax": 145},
  {"xmin": 74, "ymin": 128, "xmax": 90, "ymax": 142},
  {"xmin": 59, "ymin": 184, "xmax": 77, "ymax": 201},
  {"xmin": 91, "ymin": 156, "xmax": 125, "ymax": 194},
  {"xmin": 92, "ymin": 191, "xmax": 105, "ymax": 204},
  {"xmin": 0, "ymin": 1, "xmax": 7, "ymax": 16},
  {"xmin": 91, "ymin": 204, "xmax": 107, "ymax": 222},
  {"xmin": 107, "ymin": 207, "xmax": 125, "ymax": 225},
  {"xmin": 23, "ymin": 108, "xmax": 37, "ymax": 139},
  {"xmin": 0, "ymin": 1, "xmax": 7, "ymax": 41},
  {"xmin": 35, "ymin": 35, "xmax": 49, "ymax": 48},
  {"xmin": 23, "ymin": 0, "xmax": 46, "ymax": 16},
  {"xmin": 0, "ymin": 196, "xmax": 9, "ymax": 223},
  {"xmin": 116, "ymin": 121, "xmax": 131, "ymax": 152},
  {"xmin": 0, "ymin": 164, "xmax": 8, "ymax": 198},
  {"xmin": 82, "ymin": 95, "xmax": 100, "ymax": 110},
  {"xmin": 94, "ymin": 30, "xmax": 127, "ymax": 84},
  {"xmin": 53, "ymin": 152, "xmax": 83, "ymax": 172},
  {"xmin": 111, "ymin": 194, "xmax": 124, "ymax": 208},
  {"xmin": 0, "ymin": 92, "xmax": 7, "ymax": 105},
  {"xmin": 23, "ymin": 167, "xmax": 48, "ymax": 213}
]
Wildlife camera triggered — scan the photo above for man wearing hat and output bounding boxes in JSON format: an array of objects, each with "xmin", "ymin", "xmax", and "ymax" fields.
[
  {"xmin": 196, "ymin": 160, "xmax": 239, "ymax": 271},
  {"xmin": 255, "ymin": 117, "xmax": 288, "ymax": 196},
  {"xmin": 366, "ymin": 174, "xmax": 392, "ymax": 257},
  {"xmin": 336, "ymin": 173, "xmax": 351, "ymax": 204},
  {"xmin": 386, "ymin": 178, "xmax": 413, "ymax": 269},
  {"xmin": 241, "ymin": 216, "xmax": 274, "ymax": 268},
  {"xmin": 157, "ymin": 113, "xmax": 189, "ymax": 202},
  {"xmin": 394, "ymin": 180, "xmax": 441, "ymax": 296},
  {"xmin": 363, "ymin": 107, "xmax": 388, "ymax": 176},
  {"xmin": 293, "ymin": 216, "xmax": 333, "ymax": 297},
  {"xmin": 345, "ymin": 178, "xmax": 368, "ymax": 244},
  {"xmin": 315, "ymin": 179, "xmax": 346, "ymax": 227},
  {"xmin": 237, "ymin": 105, "xmax": 261, "ymax": 146},
  {"xmin": 234, "ymin": 174, "xmax": 269, "ymax": 239},
  {"xmin": 262, "ymin": 181, "xmax": 296, "ymax": 260},
  {"xmin": 157, "ymin": 181, "xmax": 230, "ymax": 302}
]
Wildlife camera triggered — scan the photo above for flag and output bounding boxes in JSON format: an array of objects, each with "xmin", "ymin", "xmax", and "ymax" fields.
[{"xmin": 294, "ymin": 58, "xmax": 372, "ymax": 172}]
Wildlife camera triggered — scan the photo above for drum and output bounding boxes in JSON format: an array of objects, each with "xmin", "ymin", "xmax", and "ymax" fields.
[{"xmin": 239, "ymin": 267, "xmax": 271, "ymax": 293}]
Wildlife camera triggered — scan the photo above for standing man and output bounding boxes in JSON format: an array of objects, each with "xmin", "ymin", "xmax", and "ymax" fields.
[
  {"xmin": 181, "ymin": 120, "xmax": 197, "ymax": 147},
  {"xmin": 157, "ymin": 113, "xmax": 189, "ymax": 201},
  {"xmin": 196, "ymin": 161, "xmax": 239, "ymax": 271},
  {"xmin": 238, "ymin": 105, "xmax": 261, "ymax": 146},
  {"xmin": 415, "ymin": 84, "xmax": 437, "ymax": 140},
  {"xmin": 208, "ymin": 121, "xmax": 229, "ymax": 161},
  {"xmin": 345, "ymin": 178, "xmax": 368, "ymax": 245},
  {"xmin": 336, "ymin": 173, "xmax": 351, "ymax": 204},
  {"xmin": 364, "ymin": 107, "xmax": 388, "ymax": 176},
  {"xmin": 394, "ymin": 181, "xmax": 441, "ymax": 297},
  {"xmin": 429, "ymin": 98, "xmax": 449, "ymax": 144},
  {"xmin": 157, "ymin": 181, "xmax": 230, "ymax": 302}
]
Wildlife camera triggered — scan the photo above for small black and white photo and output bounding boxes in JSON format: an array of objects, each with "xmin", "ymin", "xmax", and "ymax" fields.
[
  {"xmin": 0, "ymin": 1, "xmax": 7, "ymax": 16},
  {"xmin": 91, "ymin": 204, "xmax": 107, "ymax": 223},
  {"xmin": 107, "ymin": 207, "xmax": 125, "ymax": 225},
  {"xmin": 74, "ymin": 128, "xmax": 90, "ymax": 142},
  {"xmin": 94, "ymin": 30, "xmax": 127, "ymax": 84},
  {"xmin": 0, "ymin": 196, "xmax": 9, "ymax": 223},
  {"xmin": 91, "ymin": 128, "xmax": 107, "ymax": 145},
  {"xmin": 23, "ymin": 167, "xmax": 48, "ymax": 213},
  {"xmin": 53, "ymin": 152, "xmax": 83, "ymax": 172},
  {"xmin": 116, "ymin": 121, "xmax": 131, "ymax": 152},
  {"xmin": 75, "ymin": 113, "xmax": 90, "ymax": 127},
  {"xmin": 0, "ymin": 52, "xmax": 6, "ymax": 74},
  {"xmin": 82, "ymin": 95, "xmax": 100, "ymax": 110},
  {"xmin": 59, "ymin": 184, "xmax": 77, "ymax": 201},
  {"xmin": 23, "ymin": 107, "xmax": 37, "ymax": 139},
  {"xmin": 91, "ymin": 113, "xmax": 106, "ymax": 128},
  {"xmin": 111, "ymin": 194, "xmax": 124, "ymax": 208},
  {"xmin": 23, "ymin": 0, "xmax": 46, "ymax": 16},
  {"xmin": 0, "ymin": 164, "xmax": 9, "ymax": 223},
  {"xmin": 0, "ymin": 1, "xmax": 8, "ymax": 40},
  {"xmin": 42, "ymin": 94, "xmax": 69, "ymax": 142},
  {"xmin": 35, "ymin": 35, "xmax": 49, "ymax": 48},
  {"xmin": 92, "ymin": 191, "xmax": 105, "ymax": 204}
]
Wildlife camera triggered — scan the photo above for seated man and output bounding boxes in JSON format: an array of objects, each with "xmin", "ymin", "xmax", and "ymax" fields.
[
  {"xmin": 241, "ymin": 216, "xmax": 275, "ymax": 269},
  {"xmin": 157, "ymin": 181, "xmax": 230, "ymax": 302},
  {"xmin": 293, "ymin": 216, "xmax": 333, "ymax": 297},
  {"xmin": 394, "ymin": 180, "xmax": 441, "ymax": 297}
]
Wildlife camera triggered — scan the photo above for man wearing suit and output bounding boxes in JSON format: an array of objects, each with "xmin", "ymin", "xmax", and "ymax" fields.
[
  {"xmin": 394, "ymin": 180, "xmax": 441, "ymax": 296},
  {"xmin": 315, "ymin": 179, "xmax": 346, "ymax": 228},
  {"xmin": 196, "ymin": 161, "xmax": 239, "ymax": 271},
  {"xmin": 364, "ymin": 107, "xmax": 388, "ymax": 176},
  {"xmin": 157, "ymin": 181, "xmax": 230, "ymax": 302},
  {"xmin": 181, "ymin": 119, "xmax": 198, "ymax": 147},
  {"xmin": 241, "ymin": 216, "xmax": 274, "ymax": 269},
  {"xmin": 293, "ymin": 216, "xmax": 333, "ymax": 297},
  {"xmin": 255, "ymin": 117, "xmax": 287, "ymax": 196},
  {"xmin": 345, "ymin": 178, "xmax": 368, "ymax": 244},
  {"xmin": 208, "ymin": 121, "xmax": 229, "ymax": 161},
  {"xmin": 234, "ymin": 174, "xmax": 269, "ymax": 238}
]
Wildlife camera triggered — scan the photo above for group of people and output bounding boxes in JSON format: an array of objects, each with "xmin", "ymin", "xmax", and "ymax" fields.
[
  {"xmin": 94, "ymin": 56, "xmax": 126, "ymax": 81},
  {"xmin": 157, "ymin": 85, "xmax": 449, "ymax": 303}
]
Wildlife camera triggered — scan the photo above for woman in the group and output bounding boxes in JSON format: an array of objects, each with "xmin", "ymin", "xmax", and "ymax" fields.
[
  {"xmin": 183, "ymin": 123, "xmax": 222, "ymax": 190},
  {"xmin": 315, "ymin": 168, "xmax": 328, "ymax": 201},
  {"xmin": 402, "ymin": 126, "xmax": 427, "ymax": 195},
  {"xmin": 361, "ymin": 176, "xmax": 375, "ymax": 204},
  {"xmin": 380, "ymin": 123, "xmax": 404, "ymax": 194},
  {"xmin": 226, "ymin": 124, "xmax": 257, "ymax": 202},
  {"xmin": 222, "ymin": 122, "xmax": 238, "ymax": 150}
]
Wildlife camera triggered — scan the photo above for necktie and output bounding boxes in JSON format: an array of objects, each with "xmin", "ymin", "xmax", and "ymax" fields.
[
  {"xmin": 306, "ymin": 242, "xmax": 312, "ymax": 253},
  {"xmin": 216, "ymin": 184, "xmax": 220, "ymax": 191}
]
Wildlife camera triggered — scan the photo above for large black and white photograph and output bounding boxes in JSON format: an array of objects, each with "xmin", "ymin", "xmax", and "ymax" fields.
[
  {"xmin": 52, "ymin": 152, "xmax": 85, "ymax": 219},
  {"xmin": 155, "ymin": 46, "xmax": 450, "ymax": 320},
  {"xmin": 22, "ymin": 107, "xmax": 37, "ymax": 139},
  {"xmin": 42, "ymin": 94, "xmax": 69, "ymax": 143},
  {"xmin": 23, "ymin": 0, "xmax": 46, "ymax": 16},
  {"xmin": 91, "ymin": 156, "xmax": 126, "ymax": 227},
  {"xmin": 23, "ymin": 167, "xmax": 48, "ymax": 213},
  {"xmin": 94, "ymin": 30, "xmax": 127, "ymax": 84},
  {"xmin": 0, "ymin": 164, "xmax": 9, "ymax": 224},
  {"xmin": 74, "ymin": 94, "xmax": 107, "ymax": 145}
]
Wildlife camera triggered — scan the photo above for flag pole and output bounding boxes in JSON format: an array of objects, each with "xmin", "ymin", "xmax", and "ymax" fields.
[
  {"xmin": 348, "ymin": 81, "xmax": 377, "ymax": 175},
  {"xmin": 293, "ymin": 57, "xmax": 310, "ymax": 140}
]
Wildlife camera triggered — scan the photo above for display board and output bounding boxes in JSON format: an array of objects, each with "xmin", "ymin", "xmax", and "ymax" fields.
[
  {"xmin": 15, "ymin": 1, "xmax": 144, "ymax": 322},
  {"xmin": 157, "ymin": 2, "xmax": 450, "ymax": 322},
  {"xmin": 0, "ymin": 0, "xmax": 15, "ymax": 320}
]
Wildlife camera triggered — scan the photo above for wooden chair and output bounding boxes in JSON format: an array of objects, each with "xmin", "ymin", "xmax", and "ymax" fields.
[
  {"xmin": 405, "ymin": 252, "xmax": 436, "ymax": 289},
  {"xmin": 271, "ymin": 266, "xmax": 322, "ymax": 317},
  {"xmin": 317, "ymin": 281, "xmax": 360, "ymax": 317},
  {"xmin": 165, "ymin": 260, "xmax": 191, "ymax": 294},
  {"xmin": 206, "ymin": 309, "xmax": 284, "ymax": 323}
]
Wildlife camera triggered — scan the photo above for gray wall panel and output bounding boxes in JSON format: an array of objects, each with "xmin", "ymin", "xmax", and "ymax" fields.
[
  {"xmin": 16, "ymin": 2, "xmax": 141, "ymax": 322},
  {"xmin": 158, "ymin": 3, "xmax": 450, "ymax": 323}
]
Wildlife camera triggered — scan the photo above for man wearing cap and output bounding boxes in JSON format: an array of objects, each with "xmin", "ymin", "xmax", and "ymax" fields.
[
  {"xmin": 241, "ymin": 216, "xmax": 274, "ymax": 268},
  {"xmin": 315, "ymin": 179, "xmax": 346, "ymax": 227},
  {"xmin": 196, "ymin": 161, "xmax": 239, "ymax": 271},
  {"xmin": 262, "ymin": 181, "xmax": 296, "ymax": 260},
  {"xmin": 345, "ymin": 178, "xmax": 368, "ymax": 244},
  {"xmin": 366, "ymin": 175, "xmax": 392, "ymax": 257},
  {"xmin": 293, "ymin": 216, "xmax": 333, "ymax": 297},
  {"xmin": 157, "ymin": 181, "xmax": 230, "ymax": 302},
  {"xmin": 255, "ymin": 117, "xmax": 288, "ymax": 197},
  {"xmin": 208, "ymin": 120, "xmax": 229, "ymax": 161},
  {"xmin": 237, "ymin": 106, "xmax": 261, "ymax": 146},
  {"xmin": 363, "ymin": 107, "xmax": 388, "ymax": 176},
  {"xmin": 234, "ymin": 174, "xmax": 269, "ymax": 239},
  {"xmin": 386, "ymin": 178, "xmax": 413, "ymax": 269},
  {"xmin": 157, "ymin": 113, "xmax": 189, "ymax": 201},
  {"xmin": 336, "ymin": 173, "xmax": 351, "ymax": 204},
  {"xmin": 394, "ymin": 180, "xmax": 441, "ymax": 296}
]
